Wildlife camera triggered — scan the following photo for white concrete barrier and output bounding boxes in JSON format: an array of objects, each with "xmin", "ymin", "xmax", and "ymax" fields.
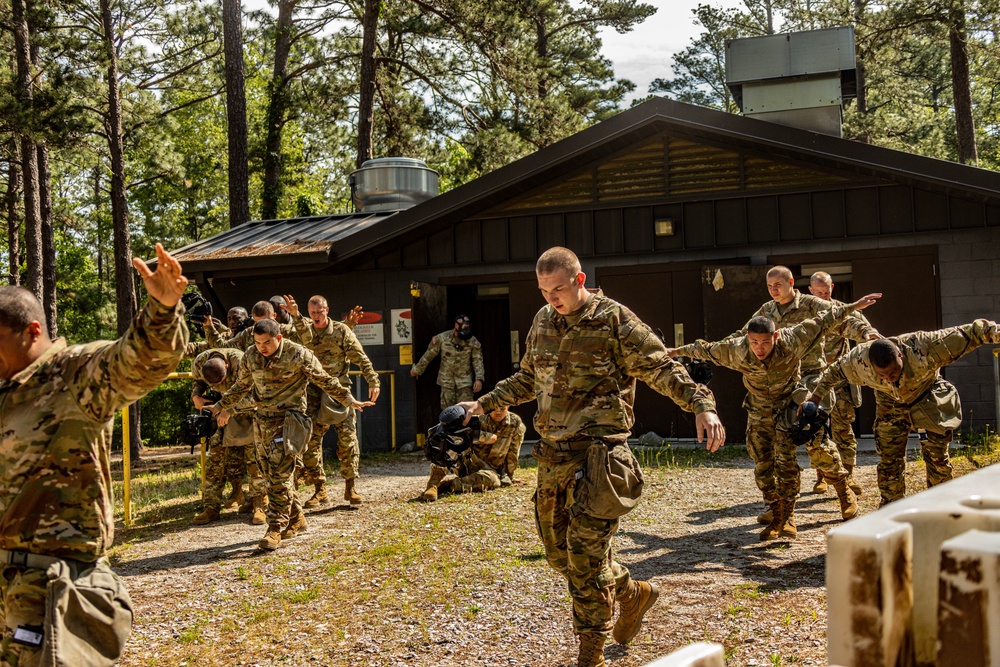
[
  {"xmin": 641, "ymin": 642, "xmax": 725, "ymax": 667},
  {"xmin": 826, "ymin": 464, "xmax": 1000, "ymax": 666}
]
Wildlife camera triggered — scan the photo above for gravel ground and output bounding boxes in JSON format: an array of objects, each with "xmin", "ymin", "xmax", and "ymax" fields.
[{"xmin": 110, "ymin": 450, "xmax": 907, "ymax": 667}]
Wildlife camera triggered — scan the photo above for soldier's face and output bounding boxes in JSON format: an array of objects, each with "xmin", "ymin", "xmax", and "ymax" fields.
[
  {"xmin": 809, "ymin": 281, "xmax": 833, "ymax": 301},
  {"xmin": 538, "ymin": 269, "xmax": 587, "ymax": 315},
  {"xmin": 308, "ymin": 302, "xmax": 329, "ymax": 327},
  {"xmin": 0, "ymin": 324, "xmax": 29, "ymax": 379},
  {"xmin": 490, "ymin": 407, "xmax": 508, "ymax": 422},
  {"xmin": 874, "ymin": 356, "xmax": 904, "ymax": 383},
  {"xmin": 228, "ymin": 309, "xmax": 246, "ymax": 330},
  {"xmin": 747, "ymin": 331, "xmax": 777, "ymax": 360},
  {"xmin": 767, "ymin": 276, "xmax": 795, "ymax": 303},
  {"xmin": 253, "ymin": 332, "xmax": 282, "ymax": 357}
]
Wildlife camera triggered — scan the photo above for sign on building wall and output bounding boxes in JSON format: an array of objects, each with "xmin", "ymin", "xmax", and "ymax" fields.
[
  {"xmin": 399, "ymin": 344, "xmax": 412, "ymax": 365},
  {"xmin": 350, "ymin": 311, "xmax": 384, "ymax": 346},
  {"xmin": 391, "ymin": 309, "xmax": 412, "ymax": 344}
]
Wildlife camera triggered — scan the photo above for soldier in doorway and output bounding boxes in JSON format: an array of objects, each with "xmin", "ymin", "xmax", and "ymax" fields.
[{"xmin": 411, "ymin": 314, "xmax": 485, "ymax": 409}]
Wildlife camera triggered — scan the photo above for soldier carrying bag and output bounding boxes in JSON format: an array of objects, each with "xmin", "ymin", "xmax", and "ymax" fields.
[
  {"xmin": 908, "ymin": 377, "xmax": 962, "ymax": 435},
  {"xmin": 571, "ymin": 442, "xmax": 644, "ymax": 520},
  {"xmin": 42, "ymin": 558, "xmax": 133, "ymax": 667},
  {"xmin": 313, "ymin": 390, "xmax": 353, "ymax": 427}
]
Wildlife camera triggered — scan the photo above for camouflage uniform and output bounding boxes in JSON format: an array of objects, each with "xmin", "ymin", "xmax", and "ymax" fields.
[
  {"xmin": 217, "ymin": 339, "xmax": 354, "ymax": 532},
  {"xmin": 677, "ymin": 304, "xmax": 859, "ymax": 504},
  {"xmin": 814, "ymin": 320, "xmax": 1000, "ymax": 505},
  {"xmin": 191, "ymin": 348, "xmax": 259, "ymax": 511},
  {"xmin": 205, "ymin": 314, "xmax": 310, "ymax": 350},
  {"xmin": 412, "ymin": 330, "xmax": 485, "ymax": 409},
  {"xmin": 477, "ymin": 292, "xmax": 715, "ymax": 638},
  {"xmin": 732, "ymin": 290, "xmax": 877, "ymax": 491},
  {"xmin": 299, "ymin": 320, "xmax": 380, "ymax": 483},
  {"xmin": 480, "ymin": 410, "xmax": 526, "ymax": 480},
  {"xmin": 0, "ymin": 297, "xmax": 187, "ymax": 665}
]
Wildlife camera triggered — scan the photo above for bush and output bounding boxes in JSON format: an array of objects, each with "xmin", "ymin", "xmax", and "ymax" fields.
[{"xmin": 111, "ymin": 360, "xmax": 194, "ymax": 449}]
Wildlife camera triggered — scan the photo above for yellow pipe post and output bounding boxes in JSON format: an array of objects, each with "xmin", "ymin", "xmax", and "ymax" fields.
[{"xmin": 122, "ymin": 404, "xmax": 132, "ymax": 527}]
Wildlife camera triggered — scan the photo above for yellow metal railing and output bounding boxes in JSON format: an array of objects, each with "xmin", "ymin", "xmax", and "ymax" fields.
[{"xmin": 120, "ymin": 369, "xmax": 397, "ymax": 527}]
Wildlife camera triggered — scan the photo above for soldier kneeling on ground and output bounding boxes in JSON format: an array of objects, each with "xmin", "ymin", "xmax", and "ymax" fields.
[{"xmin": 421, "ymin": 405, "xmax": 502, "ymax": 502}]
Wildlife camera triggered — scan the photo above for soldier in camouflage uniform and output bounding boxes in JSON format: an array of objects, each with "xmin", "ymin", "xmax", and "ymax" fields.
[
  {"xmin": 671, "ymin": 293, "xmax": 881, "ymax": 541},
  {"xmin": 0, "ymin": 243, "xmax": 188, "ymax": 666},
  {"xmin": 411, "ymin": 314, "xmax": 485, "ymax": 409},
  {"xmin": 190, "ymin": 348, "xmax": 263, "ymax": 525},
  {"xmin": 297, "ymin": 295, "xmax": 380, "ymax": 507},
  {"xmin": 205, "ymin": 298, "xmax": 310, "ymax": 350},
  {"xmin": 808, "ymin": 272, "xmax": 872, "ymax": 495},
  {"xmin": 212, "ymin": 318, "xmax": 373, "ymax": 551},
  {"xmin": 810, "ymin": 320, "xmax": 1000, "ymax": 506},
  {"xmin": 421, "ymin": 407, "xmax": 523, "ymax": 500},
  {"xmin": 459, "ymin": 247, "xmax": 725, "ymax": 667},
  {"xmin": 184, "ymin": 306, "xmax": 248, "ymax": 358},
  {"xmin": 731, "ymin": 266, "xmax": 880, "ymax": 503}
]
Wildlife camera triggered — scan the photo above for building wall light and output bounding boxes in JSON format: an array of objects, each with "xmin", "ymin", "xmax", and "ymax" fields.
[{"xmin": 655, "ymin": 218, "xmax": 675, "ymax": 236}]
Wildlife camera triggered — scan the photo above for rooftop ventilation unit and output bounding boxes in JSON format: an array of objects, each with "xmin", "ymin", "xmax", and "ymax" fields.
[
  {"xmin": 349, "ymin": 157, "xmax": 439, "ymax": 212},
  {"xmin": 726, "ymin": 26, "xmax": 857, "ymax": 137}
]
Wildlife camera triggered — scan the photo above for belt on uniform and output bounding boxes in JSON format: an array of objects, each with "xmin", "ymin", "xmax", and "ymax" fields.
[
  {"xmin": 257, "ymin": 410, "xmax": 285, "ymax": 419},
  {"xmin": 0, "ymin": 548, "xmax": 89, "ymax": 574}
]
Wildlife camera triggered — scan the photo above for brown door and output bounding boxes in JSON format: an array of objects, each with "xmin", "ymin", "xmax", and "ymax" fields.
[
  {"xmin": 702, "ymin": 265, "xmax": 771, "ymax": 439},
  {"xmin": 411, "ymin": 281, "xmax": 448, "ymax": 438}
]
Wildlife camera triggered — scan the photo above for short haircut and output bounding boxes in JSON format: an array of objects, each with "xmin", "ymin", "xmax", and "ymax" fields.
[
  {"xmin": 253, "ymin": 318, "xmax": 280, "ymax": 337},
  {"xmin": 536, "ymin": 246, "xmax": 581, "ymax": 276},
  {"xmin": 202, "ymin": 357, "xmax": 228, "ymax": 384},
  {"xmin": 251, "ymin": 300, "xmax": 274, "ymax": 317},
  {"xmin": 810, "ymin": 271, "xmax": 833, "ymax": 286},
  {"xmin": 308, "ymin": 295, "xmax": 328, "ymax": 308},
  {"xmin": 0, "ymin": 286, "xmax": 47, "ymax": 331},
  {"xmin": 869, "ymin": 339, "xmax": 900, "ymax": 368},
  {"xmin": 228, "ymin": 306, "xmax": 248, "ymax": 319},
  {"xmin": 747, "ymin": 316, "xmax": 776, "ymax": 335},
  {"xmin": 766, "ymin": 266, "xmax": 793, "ymax": 281}
]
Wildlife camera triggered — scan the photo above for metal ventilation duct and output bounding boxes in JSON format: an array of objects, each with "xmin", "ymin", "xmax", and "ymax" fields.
[
  {"xmin": 725, "ymin": 27, "xmax": 857, "ymax": 137},
  {"xmin": 349, "ymin": 157, "xmax": 439, "ymax": 212}
]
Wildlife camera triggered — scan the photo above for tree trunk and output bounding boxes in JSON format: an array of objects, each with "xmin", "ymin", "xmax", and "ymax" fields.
[
  {"xmin": 949, "ymin": 5, "xmax": 977, "ymax": 165},
  {"xmin": 101, "ymin": 0, "xmax": 141, "ymax": 461},
  {"xmin": 356, "ymin": 0, "xmax": 379, "ymax": 169},
  {"xmin": 222, "ymin": 0, "xmax": 250, "ymax": 228},
  {"xmin": 38, "ymin": 142, "xmax": 56, "ymax": 337},
  {"xmin": 12, "ymin": 0, "xmax": 42, "ymax": 300},
  {"xmin": 5, "ymin": 141, "xmax": 22, "ymax": 286},
  {"xmin": 260, "ymin": 0, "xmax": 297, "ymax": 221}
]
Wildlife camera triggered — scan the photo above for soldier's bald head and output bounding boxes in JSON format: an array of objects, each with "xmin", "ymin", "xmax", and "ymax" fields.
[
  {"xmin": 253, "ymin": 318, "xmax": 280, "ymax": 338},
  {"xmin": 251, "ymin": 301, "xmax": 274, "ymax": 318},
  {"xmin": 536, "ymin": 247, "xmax": 581, "ymax": 277},
  {"xmin": 308, "ymin": 295, "xmax": 328, "ymax": 308},
  {"xmin": 810, "ymin": 271, "xmax": 833, "ymax": 287},
  {"xmin": 228, "ymin": 306, "xmax": 247, "ymax": 319},
  {"xmin": 0, "ymin": 286, "xmax": 47, "ymax": 332},
  {"xmin": 766, "ymin": 266, "xmax": 793, "ymax": 281},
  {"xmin": 202, "ymin": 357, "xmax": 228, "ymax": 384},
  {"xmin": 869, "ymin": 339, "xmax": 901, "ymax": 368}
]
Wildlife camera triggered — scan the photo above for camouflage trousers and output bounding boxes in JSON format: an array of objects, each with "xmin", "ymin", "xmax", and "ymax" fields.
[
  {"xmin": 774, "ymin": 427, "xmax": 847, "ymax": 502},
  {"xmin": 830, "ymin": 391, "xmax": 859, "ymax": 467},
  {"xmin": 429, "ymin": 460, "xmax": 500, "ymax": 495},
  {"xmin": 201, "ymin": 440, "xmax": 247, "ymax": 510},
  {"xmin": 439, "ymin": 384, "xmax": 473, "ymax": 411},
  {"xmin": 874, "ymin": 398, "xmax": 954, "ymax": 504},
  {"xmin": 505, "ymin": 440, "xmax": 520, "ymax": 478},
  {"xmin": 744, "ymin": 399, "xmax": 779, "ymax": 504},
  {"xmin": 300, "ymin": 413, "xmax": 360, "ymax": 484},
  {"xmin": 256, "ymin": 414, "xmax": 303, "ymax": 531},
  {"xmin": 534, "ymin": 449, "xmax": 633, "ymax": 637},
  {"xmin": 0, "ymin": 565, "xmax": 47, "ymax": 666}
]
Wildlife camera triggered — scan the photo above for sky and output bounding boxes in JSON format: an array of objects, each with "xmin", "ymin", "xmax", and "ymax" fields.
[{"xmin": 599, "ymin": 0, "xmax": 745, "ymax": 105}]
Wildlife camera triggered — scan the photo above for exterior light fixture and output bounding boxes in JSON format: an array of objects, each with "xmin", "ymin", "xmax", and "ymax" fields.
[{"xmin": 655, "ymin": 218, "xmax": 675, "ymax": 236}]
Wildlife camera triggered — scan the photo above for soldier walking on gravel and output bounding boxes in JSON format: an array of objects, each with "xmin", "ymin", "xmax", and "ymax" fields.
[{"xmin": 459, "ymin": 246, "xmax": 724, "ymax": 667}]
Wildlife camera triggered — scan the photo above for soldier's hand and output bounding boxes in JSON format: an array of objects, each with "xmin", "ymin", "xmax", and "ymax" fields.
[
  {"xmin": 192, "ymin": 395, "xmax": 209, "ymax": 411},
  {"xmin": 133, "ymin": 243, "xmax": 188, "ymax": 308},
  {"xmin": 695, "ymin": 411, "xmax": 725, "ymax": 452},
  {"xmin": 458, "ymin": 400, "xmax": 484, "ymax": 424},
  {"xmin": 345, "ymin": 305, "xmax": 364, "ymax": 326},
  {"xmin": 217, "ymin": 409, "xmax": 231, "ymax": 427},
  {"xmin": 665, "ymin": 348, "xmax": 679, "ymax": 358},
  {"xmin": 410, "ymin": 369, "xmax": 419, "ymax": 378},
  {"xmin": 865, "ymin": 332, "xmax": 884, "ymax": 341},
  {"xmin": 473, "ymin": 379, "xmax": 483, "ymax": 393},
  {"xmin": 369, "ymin": 387, "xmax": 380, "ymax": 402},
  {"xmin": 282, "ymin": 294, "xmax": 300, "ymax": 317},
  {"xmin": 203, "ymin": 314, "xmax": 214, "ymax": 328},
  {"xmin": 350, "ymin": 399, "xmax": 376, "ymax": 411},
  {"xmin": 852, "ymin": 292, "xmax": 882, "ymax": 311}
]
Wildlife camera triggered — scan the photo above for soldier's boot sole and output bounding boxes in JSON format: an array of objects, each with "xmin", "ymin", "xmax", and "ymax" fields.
[{"xmin": 421, "ymin": 487, "xmax": 438, "ymax": 502}]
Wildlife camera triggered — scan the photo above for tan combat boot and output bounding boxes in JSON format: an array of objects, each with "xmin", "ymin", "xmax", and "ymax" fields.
[
  {"xmin": 760, "ymin": 500, "xmax": 791, "ymax": 541},
  {"xmin": 757, "ymin": 507, "xmax": 772, "ymax": 525},
  {"xmin": 251, "ymin": 495, "xmax": 267, "ymax": 525},
  {"xmin": 304, "ymin": 482, "xmax": 328, "ymax": 508},
  {"xmin": 223, "ymin": 485, "xmax": 245, "ymax": 510},
  {"xmin": 259, "ymin": 526, "xmax": 281, "ymax": 551},
  {"xmin": 613, "ymin": 580, "xmax": 660, "ymax": 644},
  {"xmin": 192, "ymin": 506, "xmax": 220, "ymax": 525},
  {"xmin": 845, "ymin": 463, "xmax": 863, "ymax": 496},
  {"xmin": 834, "ymin": 479, "xmax": 858, "ymax": 520},
  {"xmin": 281, "ymin": 509, "xmax": 307, "ymax": 539},
  {"xmin": 422, "ymin": 468, "xmax": 447, "ymax": 502},
  {"xmin": 344, "ymin": 478, "xmax": 363, "ymax": 505},
  {"xmin": 575, "ymin": 632, "xmax": 607, "ymax": 667},
  {"xmin": 813, "ymin": 469, "xmax": 829, "ymax": 494},
  {"xmin": 238, "ymin": 495, "xmax": 254, "ymax": 514}
]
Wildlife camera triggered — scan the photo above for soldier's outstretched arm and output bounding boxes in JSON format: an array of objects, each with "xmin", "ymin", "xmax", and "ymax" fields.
[
  {"xmin": 302, "ymin": 349, "xmax": 374, "ymax": 411},
  {"xmin": 411, "ymin": 335, "xmax": 442, "ymax": 377},
  {"xmin": 921, "ymin": 319, "xmax": 1000, "ymax": 368}
]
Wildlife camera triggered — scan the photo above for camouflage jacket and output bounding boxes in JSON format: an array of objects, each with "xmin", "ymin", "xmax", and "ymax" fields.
[
  {"xmin": 0, "ymin": 297, "xmax": 187, "ymax": 563},
  {"xmin": 734, "ymin": 290, "xmax": 876, "ymax": 373},
  {"xmin": 191, "ymin": 348, "xmax": 254, "ymax": 414},
  {"xmin": 205, "ymin": 313, "xmax": 310, "ymax": 351},
  {"xmin": 478, "ymin": 292, "xmax": 716, "ymax": 447},
  {"xmin": 185, "ymin": 320, "xmax": 231, "ymax": 358},
  {"xmin": 478, "ymin": 410, "xmax": 526, "ymax": 469},
  {"xmin": 299, "ymin": 319, "xmax": 379, "ymax": 388},
  {"xmin": 814, "ymin": 320, "xmax": 1000, "ymax": 407},
  {"xmin": 677, "ymin": 303, "xmax": 857, "ymax": 403},
  {"xmin": 218, "ymin": 338, "xmax": 353, "ymax": 415},
  {"xmin": 821, "ymin": 298, "xmax": 877, "ymax": 365},
  {"xmin": 412, "ymin": 330, "xmax": 485, "ymax": 388}
]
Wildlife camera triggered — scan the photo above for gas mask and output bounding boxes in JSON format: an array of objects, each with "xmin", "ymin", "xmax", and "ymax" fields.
[{"xmin": 456, "ymin": 317, "xmax": 472, "ymax": 340}]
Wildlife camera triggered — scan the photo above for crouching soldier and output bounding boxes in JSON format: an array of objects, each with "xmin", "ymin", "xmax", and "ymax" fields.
[{"xmin": 479, "ymin": 406, "xmax": 525, "ymax": 487}]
